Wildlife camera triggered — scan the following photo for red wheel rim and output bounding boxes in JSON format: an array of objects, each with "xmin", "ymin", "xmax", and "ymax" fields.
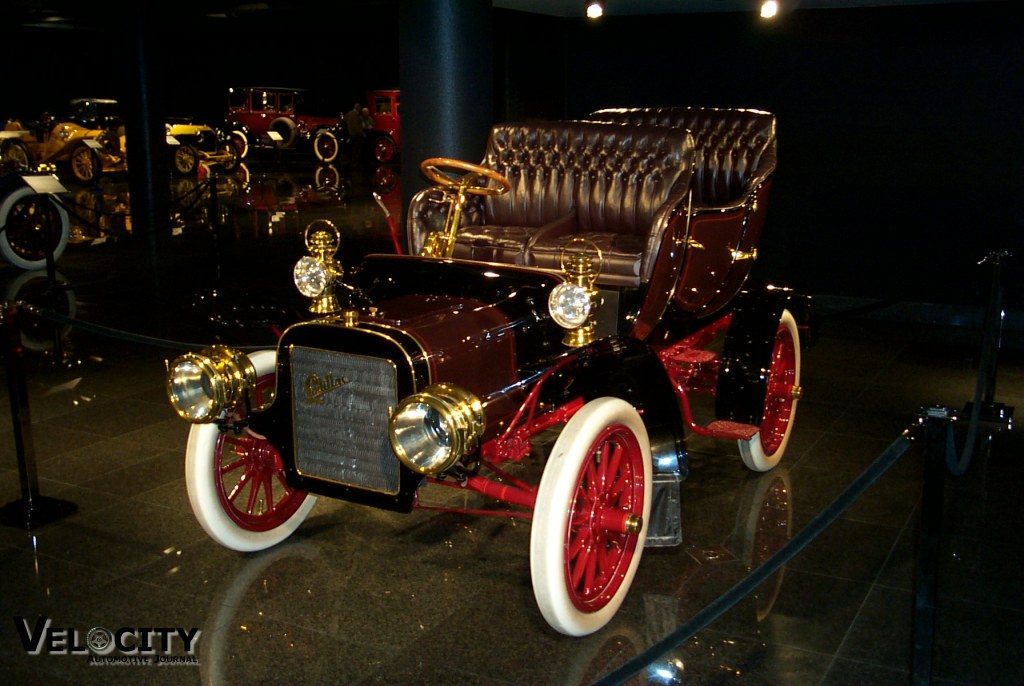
[
  {"xmin": 374, "ymin": 138, "xmax": 395, "ymax": 162},
  {"xmin": 564, "ymin": 423, "xmax": 645, "ymax": 613},
  {"xmin": 213, "ymin": 374, "xmax": 307, "ymax": 531},
  {"xmin": 5, "ymin": 197, "xmax": 64, "ymax": 261},
  {"xmin": 760, "ymin": 321, "xmax": 798, "ymax": 455}
]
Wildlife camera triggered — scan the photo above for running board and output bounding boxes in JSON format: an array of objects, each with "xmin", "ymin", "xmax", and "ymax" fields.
[{"xmin": 702, "ymin": 420, "xmax": 759, "ymax": 441}]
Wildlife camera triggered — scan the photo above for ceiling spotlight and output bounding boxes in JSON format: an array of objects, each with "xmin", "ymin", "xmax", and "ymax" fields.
[
  {"xmin": 760, "ymin": 1, "xmax": 779, "ymax": 19},
  {"xmin": 586, "ymin": 1, "xmax": 604, "ymax": 19}
]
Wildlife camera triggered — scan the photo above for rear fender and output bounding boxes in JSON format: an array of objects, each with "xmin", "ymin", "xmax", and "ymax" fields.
[{"xmin": 715, "ymin": 287, "xmax": 812, "ymax": 425}]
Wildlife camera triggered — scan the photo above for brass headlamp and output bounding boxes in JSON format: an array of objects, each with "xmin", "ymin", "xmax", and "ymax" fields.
[
  {"xmin": 388, "ymin": 383, "xmax": 486, "ymax": 475},
  {"xmin": 293, "ymin": 220, "xmax": 344, "ymax": 314},
  {"xmin": 166, "ymin": 345, "xmax": 262, "ymax": 423}
]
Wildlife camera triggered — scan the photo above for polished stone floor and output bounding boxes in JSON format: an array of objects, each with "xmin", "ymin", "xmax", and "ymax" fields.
[{"xmin": 1, "ymin": 158, "xmax": 1022, "ymax": 685}]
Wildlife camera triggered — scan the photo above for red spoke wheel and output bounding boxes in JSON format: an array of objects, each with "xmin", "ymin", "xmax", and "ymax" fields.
[
  {"xmin": 373, "ymin": 135, "xmax": 396, "ymax": 163},
  {"xmin": 738, "ymin": 309, "xmax": 801, "ymax": 471},
  {"xmin": 0, "ymin": 187, "xmax": 70, "ymax": 270},
  {"xmin": 531, "ymin": 398, "xmax": 652, "ymax": 636},
  {"xmin": 185, "ymin": 350, "xmax": 315, "ymax": 551},
  {"xmin": 739, "ymin": 469, "xmax": 793, "ymax": 622}
]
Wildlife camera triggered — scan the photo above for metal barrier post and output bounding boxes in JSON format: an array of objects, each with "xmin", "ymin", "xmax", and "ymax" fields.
[
  {"xmin": 0, "ymin": 303, "xmax": 77, "ymax": 529},
  {"xmin": 911, "ymin": 406, "xmax": 954, "ymax": 685}
]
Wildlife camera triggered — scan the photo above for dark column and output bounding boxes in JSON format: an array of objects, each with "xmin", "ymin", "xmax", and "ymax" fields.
[
  {"xmin": 398, "ymin": 0, "xmax": 494, "ymax": 218},
  {"xmin": 119, "ymin": 5, "xmax": 172, "ymax": 286}
]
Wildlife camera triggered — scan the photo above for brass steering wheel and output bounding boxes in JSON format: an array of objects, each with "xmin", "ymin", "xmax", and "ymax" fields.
[{"xmin": 420, "ymin": 157, "xmax": 510, "ymax": 196}]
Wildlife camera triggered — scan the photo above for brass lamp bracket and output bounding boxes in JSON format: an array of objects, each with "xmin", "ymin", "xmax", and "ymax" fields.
[{"xmin": 558, "ymin": 237, "xmax": 604, "ymax": 348}]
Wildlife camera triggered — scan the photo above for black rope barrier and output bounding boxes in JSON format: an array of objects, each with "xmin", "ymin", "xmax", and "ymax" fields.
[
  {"xmin": 945, "ymin": 252, "xmax": 1013, "ymax": 476},
  {"xmin": 592, "ymin": 427, "xmax": 917, "ymax": 686},
  {"xmin": 19, "ymin": 303, "xmax": 269, "ymax": 353}
]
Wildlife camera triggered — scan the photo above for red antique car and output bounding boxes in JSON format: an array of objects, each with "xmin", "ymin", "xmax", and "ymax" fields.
[
  {"xmin": 225, "ymin": 86, "xmax": 340, "ymax": 159},
  {"xmin": 366, "ymin": 88, "xmax": 401, "ymax": 163},
  {"xmin": 165, "ymin": 108, "xmax": 808, "ymax": 636}
]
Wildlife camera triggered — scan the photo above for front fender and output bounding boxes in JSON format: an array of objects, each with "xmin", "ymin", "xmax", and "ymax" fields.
[{"xmin": 536, "ymin": 337, "xmax": 687, "ymax": 472}]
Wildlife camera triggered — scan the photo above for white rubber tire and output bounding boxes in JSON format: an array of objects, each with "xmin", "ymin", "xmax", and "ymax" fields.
[
  {"xmin": 313, "ymin": 129, "xmax": 339, "ymax": 163},
  {"xmin": 531, "ymin": 397, "xmax": 652, "ymax": 636},
  {"xmin": 230, "ymin": 130, "xmax": 249, "ymax": 159},
  {"xmin": 269, "ymin": 117, "xmax": 298, "ymax": 148},
  {"xmin": 185, "ymin": 349, "xmax": 316, "ymax": 552},
  {"xmin": 738, "ymin": 309, "xmax": 801, "ymax": 472}
]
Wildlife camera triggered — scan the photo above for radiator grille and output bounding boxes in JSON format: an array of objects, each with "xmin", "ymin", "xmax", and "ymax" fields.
[{"xmin": 290, "ymin": 346, "xmax": 400, "ymax": 494}]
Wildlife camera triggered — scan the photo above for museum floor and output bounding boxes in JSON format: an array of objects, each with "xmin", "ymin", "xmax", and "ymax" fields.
[{"xmin": 1, "ymin": 158, "xmax": 1022, "ymax": 685}]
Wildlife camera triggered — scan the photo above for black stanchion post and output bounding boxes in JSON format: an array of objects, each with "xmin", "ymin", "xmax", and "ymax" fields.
[
  {"xmin": 911, "ymin": 406, "xmax": 953, "ymax": 685},
  {"xmin": 0, "ymin": 303, "xmax": 77, "ymax": 529},
  {"xmin": 43, "ymin": 242, "xmax": 65, "ymax": 363},
  {"xmin": 979, "ymin": 252, "xmax": 1006, "ymax": 406},
  {"xmin": 207, "ymin": 174, "xmax": 223, "ymax": 284},
  {"xmin": 208, "ymin": 171, "xmax": 221, "ymax": 234}
]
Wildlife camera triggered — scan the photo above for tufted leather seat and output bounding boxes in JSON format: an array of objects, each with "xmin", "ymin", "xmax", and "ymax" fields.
[
  {"xmin": 407, "ymin": 121, "xmax": 695, "ymax": 287},
  {"xmin": 587, "ymin": 107, "xmax": 776, "ymax": 208},
  {"xmin": 588, "ymin": 107, "xmax": 777, "ymax": 316}
]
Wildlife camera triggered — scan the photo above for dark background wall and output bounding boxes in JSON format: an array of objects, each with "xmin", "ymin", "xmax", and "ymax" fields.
[
  {"xmin": 5, "ymin": 1, "xmax": 1021, "ymax": 311},
  {"xmin": 496, "ymin": 2, "xmax": 1023, "ymax": 310}
]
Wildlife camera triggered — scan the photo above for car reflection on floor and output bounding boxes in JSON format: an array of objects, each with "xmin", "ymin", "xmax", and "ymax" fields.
[
  {"xmin": 0, "ymin": 157, "xmax": 404, "ymax": 354},
  {"xmin": 51, "ymin": 157, "xmax": 402, "ymax": 253}
]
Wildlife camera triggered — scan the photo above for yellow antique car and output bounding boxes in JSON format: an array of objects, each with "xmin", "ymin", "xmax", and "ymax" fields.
[
  {"xmin": 2, "ymin": 98, "xmax": 126, "ymax": 183},
  {"xmin": 165, "ymin": 120, "xmax": 240, "ymax": 175}
]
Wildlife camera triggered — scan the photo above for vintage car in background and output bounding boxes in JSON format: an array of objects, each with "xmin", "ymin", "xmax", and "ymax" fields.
[
  {"xmin": 312, "ymin": 88, "xmax": 401, "ymax": 165},
  {"xmin": 367, "ymin": 88, "xmax": 401, "ymax": 163},
  {"xmin": 2, "ymin": 98, "xmax": 126, "ymax": 183},
  {"xmin": 165, "ymin": 108, "xmax": 809, "ymax": 636},
  {"xmin": 2, "ymin": 99, "xmax": 235, "ymax": 183},
  {"xmin": 225, "ymin": 86, "xmax": 340, "ymax": 159},
  {"xmin": 166, "ymin": 120, "xmax": 240, "ymax": 176}
]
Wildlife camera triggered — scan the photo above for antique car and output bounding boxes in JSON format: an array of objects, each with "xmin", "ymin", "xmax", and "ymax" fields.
[
  {"xmin": 2, "ymin": 98, "xmax": 126, "ymax": 183},
  {"xmin": 166, "ymin": 120, "xmax": 240, "ymax": 175},
  {"xmin": 312, "ymin": 88, "xmax": 401, "ymax": 165},
  {"xmin": 225, "ymin": 86, "xmax": 340, "ymax": 159},
  {"xmin": 366, "ymin": 88, "xmax": 401, "ymax": 163},
  {"xmin": 2, "ymin": 99, "xmax": 231, "ymax": 182},
  {"xmin": 165, "ymin": 109, "xmax": 809, "ymax": 636}
]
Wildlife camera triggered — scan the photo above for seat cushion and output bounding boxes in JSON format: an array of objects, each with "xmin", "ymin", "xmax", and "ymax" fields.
[{"xmin": 451, "ymin": 225, "xmax": 533, "ymax": 264}]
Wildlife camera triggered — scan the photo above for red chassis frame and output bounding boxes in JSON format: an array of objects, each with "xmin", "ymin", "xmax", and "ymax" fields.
[{"xmin": 417, "ymin": 310, "xmax": 772, "ymax": 519}]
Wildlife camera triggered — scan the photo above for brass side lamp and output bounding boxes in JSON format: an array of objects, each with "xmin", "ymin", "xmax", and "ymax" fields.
[
  {"xmin": 293, "ymin": 220, "xmax": 344, "ymax": 314},
  {"xmin": 547, "ymin": 238, "xmax": 604, "ymax": 347}
]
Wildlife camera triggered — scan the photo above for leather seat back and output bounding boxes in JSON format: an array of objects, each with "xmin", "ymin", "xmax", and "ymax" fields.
[
  {"xmin": 588, "ymin": 107, "xmax": 776, "ymax": 208},
  {"xmin": 481, "ymin": 121, "xmax": 693, "ymax": 236}
]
